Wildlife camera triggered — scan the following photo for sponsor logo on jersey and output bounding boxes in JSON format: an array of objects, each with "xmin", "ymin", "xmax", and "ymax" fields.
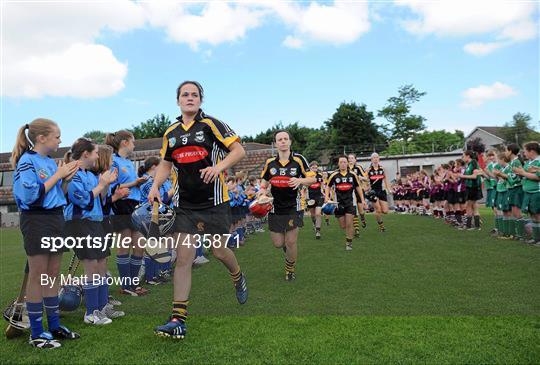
[
  {"xmin": 37, "ymin": 168, "xmax": 49, "ymax": 180},
  {"xmin": 195, "ymin": 131, "xmax": 205, "ymax": 143},
  {"xmin": 172, "ymin": 146, "xmax": 209, "ymax": 164},
  {"xmin": 270, "ymin": 167, "xmax": 277, "ymax": 175},
  {"xmin": 196, "ymin": 222, "xmax": 205, "ymax": 232},
  {"xmin": 290, "ymin": 168, "xmax": 297, "ymax": 176},
  {"xmin": 309, "ymin": 182, "xmax": 321, "ymax": 189},
  {"xmin": 336, "ymin": 177, "xmax": 341, "ymax": 183},
  {"xmin": 270, "ymin": 176, "xmax": 291, "ymax": 188},
  {"xmin": 169, "ymin": 137, "xmax": 176, "ymax": 148},
  {"xmin": 336, "ymin": 183, "xmax": 353, "ymax": 191}
]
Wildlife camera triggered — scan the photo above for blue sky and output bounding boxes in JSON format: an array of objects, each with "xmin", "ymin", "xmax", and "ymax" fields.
[{"xmin": 2, "ymin": 1, "xmax": 538, "ymax": 152}]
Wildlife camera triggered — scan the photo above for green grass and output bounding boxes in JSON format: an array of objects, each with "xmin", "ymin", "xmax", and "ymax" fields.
[{"xmin": 1, "ymin": 209, "xmax": 539, "ymax": 364}]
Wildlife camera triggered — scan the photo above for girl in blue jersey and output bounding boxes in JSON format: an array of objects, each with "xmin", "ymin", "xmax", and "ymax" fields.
[
  {"xmin": 91, "ymin": 144, "xmax": 128, "ymax": 315},
  {"xmin": 105, "ymin": 130, "xmax": 148, "ymax": 296},
  {"xmin": 64, "ymin": 138, "xmax": 119, "ymax": 325},
  {"xmin": 11, "ymin": 118, "xmax": 80, "ymax": 348}
]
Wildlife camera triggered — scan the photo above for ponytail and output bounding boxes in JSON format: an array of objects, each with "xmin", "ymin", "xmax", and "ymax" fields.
[
  {"xmin": 105, "ymin": 130, "xmax": 134, "ymax": 152},
  {"xmin": 139, "ymin": 156, "xmax": 160, "ymax": 177},
  {"xmin": 64, "ymin": 150, "xmax": 73, "ymax": 164},
  {"xmin": 11, "ymin": 118, "xmax": 58, "ymax": 168}
]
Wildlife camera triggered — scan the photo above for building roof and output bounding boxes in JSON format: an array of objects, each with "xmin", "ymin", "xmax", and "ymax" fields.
[{"xmin": 467, "ymin": 126, "xmax": 506, "ymax": 140}]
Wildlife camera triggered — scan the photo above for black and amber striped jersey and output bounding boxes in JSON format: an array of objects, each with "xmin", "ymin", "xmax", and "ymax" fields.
[
  {"xmin": 307, "ymin": 172, "xmax": 324, "ymax": 199},
  {"xmin": 349, "ymin": 163, "xmax": 369, "ymax": 189},
  {"xmin": 327, "ymin": 171, "xmax": 360, "ymax": 206},
  {"xmin": 160, "ymin": 109, "xmax": 239, "ymax": 209},
  {"xmin": 261, "ymin": 152, "xmax": 315, "ymax": 213},
  {"xmin": 368, "ymin": 165, "xmax": 386, "ymax": 191}
]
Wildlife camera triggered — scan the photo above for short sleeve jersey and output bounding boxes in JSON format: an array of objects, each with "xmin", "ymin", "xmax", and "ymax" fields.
[
  {"xmin": 160, "ymin": 109, "xmax": 240, "ymax": 210},
  {"xmin": 307, "ymin": 172, "xmax": 324, "ymax": 199},
  {"xmin": 260, "ymin": 152, "xmax": 315, "ymax": 213},
  {"xmin": 64, "ymin": 168, "xmax": 103, "ymax": 222},
  {"xmin": 327, "ymin": 171, "xmax": 360, "ymax": 206},
  {"xmin": 13, "ymin": 151, "xmax": 66, "ymax": 211},
  {"xmin": 522, "ymin": 158, "xmax": 540, "ymax": 193},
  {"xmin": 464, "ymin": 160, "xmax": 481, "ymax": 188},
  {"xmin": 508, "ymin": 157, "xmax": 523, "ymax": 188},
  {"xmin": 368, "ymin": 165, "xmax": 386, "ymax": 191},
  {"xmin": 112, "ymin": 153, "xmax": 140, "ymax": 201}
]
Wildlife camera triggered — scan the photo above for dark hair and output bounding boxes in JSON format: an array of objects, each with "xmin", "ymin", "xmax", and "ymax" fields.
[
  {"xmin": 448, "ymin": 160, "xmax": 455, "ymax": 167},
  {"xmin": 441, "ymin": 163, "xmax": 450, "ymax": 169},
  {"xmin": 524, "ymin": 141, "xmax": 540, "ymax": 154},
  {"xmin": 138, "ymin": 156, "xmax": 160, "ymax": 177},
  {"xmin": 506, "ymin": 143, "xmax": 520, "ymax": 156},
  {"xmin": 176, "ymin": 81, "xmax": 204, "ymax": 102},
  {"xmin": 337, "ymin": 155, "xmax": 348, "ymax": 163},
  {"xmin": 105, "ymin": 130, "xmax": 134, "ymax": 152},
  {"xmin": 455, "ymin": 159, "xmax": 464, "ymax": 166},
  {"xmin": 273, "ymin": 130, "xmax": 291, "ymax": 143},
  {"xmin": 65, "ymin": 138, "xmax": 96, "ymax": 163},
  {"xmin": 463, "ymin": 150, "xmax": 477, "ymax": 160}
]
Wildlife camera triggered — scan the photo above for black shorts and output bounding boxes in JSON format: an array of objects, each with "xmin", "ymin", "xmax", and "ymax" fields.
[
  {"xmin": 465, "ymin": 186, "xmax": 483, "ymax": 202},
  {"xmin": 447, "ymin": 190, "xmax": 457, "ymax": 204},
  {"xmin": 268, "ymin": 210, "xmax": 304, "ymax": 233},
  {"xmin": 335, "ymin": 203, "xmax": 356, "ymax": 217},
  {"xmin": 20, "ymin": 207, "xmax": 69, "ymax": 256},
  {"xmin": 307, "ymin": 195, "xmax": 324, "ymax": 208},
  {"xmin": 174, "ymin": 202, "xmax": 232, "ymax": 235},
  {"xmin": 66, "ymin": 220, "xmax": 110, "ymax": 260},
  {"xmin": 456, "ymin": 191, "xmax": 466, "ymax": 204},
  {"xmin": 112, "ymin": 199, "xmax": 140, "ymax": 232},
  {"xmin": 421, "ymin": 190, "xmax": 430, "ymax": 199},
  {"xmin": 374, "ymin": 190, "xmax": 388, "ymax": 202}
]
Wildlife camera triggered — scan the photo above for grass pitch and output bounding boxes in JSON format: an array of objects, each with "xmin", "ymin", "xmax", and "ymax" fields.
[{"xmin": 1, "ymin": 209, "xmax": 539, "ymax": 364}]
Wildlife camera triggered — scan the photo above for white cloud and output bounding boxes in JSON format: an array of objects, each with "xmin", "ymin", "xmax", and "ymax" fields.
[
  {"xmin": 461, "ymin": 82, "xmax": 517, "ymax": 108},
  {"xmin": 396, "ymin": 0, "xmax": 538, "ymax": 55},
  {"xmin": 3, "ymin": 0, "xmax": 145, "ymax": 98},
  {"xmin": 283, "ymin": 36, "xmax": 304, "ymax": 49},
  {"xmin": 463, "ymin": 41, "xmax": 508, "ymax": 56},
  {"xmin": 143, "ymin": 1, "xmax": 265, "ymax": 50},
  {"xmin": 257, "ymin": 0, "xmax": 370, "ymax": 47}
]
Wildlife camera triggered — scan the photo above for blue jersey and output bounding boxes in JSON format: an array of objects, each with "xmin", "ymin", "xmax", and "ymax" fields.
[
  {"xmin": 13, "ymin": 151, "xmax": 66, "ymax": 211},
  {"xmin": 64, "ymin": 169, "xmax": 104, "ymax": 222},
  {"xmin": 140, "ymin": 176, "xmax": 173, "ymax": 205},
  {"xmin": 112, "ymin": 153, "xmax": 140, "ymax": 201}
]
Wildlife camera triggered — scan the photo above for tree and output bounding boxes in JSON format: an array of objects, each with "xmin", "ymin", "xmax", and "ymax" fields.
[
  {"xmin": 325, "ymin": 102, "xmax": 387, "ymax": 154},
  {"xmin": 378, "ymin": 85, "xmax": 427, "ymax": 146},
  {"xmin": 500, "ymin": 112, "xmax": 540, "ymax": 145},
  {"xmin": 382, "ymin": 130, "xmax": 464, "ymax": 156},
  {"xmin": 131, "ymin": 113, "xmax": 172, "ymax": 139},
  {"xmin": 83, "ymin": 130, "xmax": 106, "ymax": 144}
]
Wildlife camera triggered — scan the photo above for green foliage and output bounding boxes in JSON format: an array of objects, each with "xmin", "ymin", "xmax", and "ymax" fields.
[
  {"xmin": 383, "ymin": 130, "xmax": 464, "ymax": 155},
  {"xmin": 82, "ymin": 130, "xmax": 106, "ymax": 144},
  {"xmin": 131, "ymin": 113, "xmax": 172, "ymax": 139},
  {"xmin": 325, "ymin": 102, "xmax": 386, "ymax": 148},
  {"xmin": 500, "ymin": 112, "xmax": 540, "ymax": 145},
  {"xmin": 378, "ymin": 85, "xmax": 427, "ymax": 144}
]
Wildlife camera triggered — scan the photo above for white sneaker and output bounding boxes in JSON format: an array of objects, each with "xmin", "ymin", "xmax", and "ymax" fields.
[
  {"xmin": 84, "ymin": 309, "xmax": 112, "ymax": 325},
  {"xmin": 193, "ymin": 256, "xmax": 210, "ymax": 266},
  {"xmin": 345, "ymin": 244, "xmax": 353, "ymax": 251},
  {"xmin": 102, "ymin": 303, "xmax": 125, "ymax": 318}
]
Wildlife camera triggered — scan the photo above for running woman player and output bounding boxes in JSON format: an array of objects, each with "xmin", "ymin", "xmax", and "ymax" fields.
[
  {"xmin": 326, "ymin": 156, "xmax": 367, "ymax": 250},
  {"xmin": 149, "ymin": 81, "xmax": 248, "ymax": 340},
  {"xmin": 348, "ymin": 153, "xmax": 368, "ymax": 232},
  {"xmin": 306, "ymin": 161, "xmax": 325, "ymax": 239},
  {"xmin": 259, "ymin": 130, "xmax": 316, "ymax": 281},
  {"xmin": 367, "ymin": 153, "xmax": 390, "ymax": 232}
]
